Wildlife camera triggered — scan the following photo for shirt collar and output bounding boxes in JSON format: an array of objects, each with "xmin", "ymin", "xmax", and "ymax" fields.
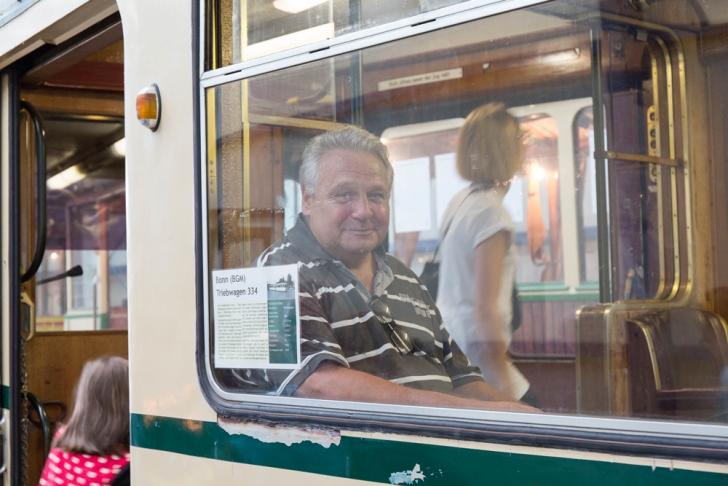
[
  {"xmin": 286, "ymin": 213, "xmax": 333, "ymax": 262},
  {"xmin": 288, "ymin": 213, "xmax": 393, "ymax": 295}
]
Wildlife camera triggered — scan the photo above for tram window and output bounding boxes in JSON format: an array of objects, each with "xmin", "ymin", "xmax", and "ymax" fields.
[
  {"xmin": 203, "ymin": 0, "xmax": 728, "ymax": 425},
  {"xmin": 31, "ymin": 116, "xmax": 128, "ymax": 332},
  {"xmin": 383, "ymin": 113, "xmax": 566, "ymax": 286},
  {"xmin": 206, "ymin": 0, "xmax": 466, "ymax": 69},
  {"xmin": 382, "ymin": 121, "xmax": 461, "ymax": 274},
  {"xmin": 574, "ymin": 107, "xmax": 598, "ymax": 285},
  {"xmin": 205, "ymin": 5, "xmax": 596, "ymax": 404}
]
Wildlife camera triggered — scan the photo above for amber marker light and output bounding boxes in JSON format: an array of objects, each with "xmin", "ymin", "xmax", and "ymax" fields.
[{"xmin": 136, "ymin": 84, "xmax": 161, "ymax": 131}]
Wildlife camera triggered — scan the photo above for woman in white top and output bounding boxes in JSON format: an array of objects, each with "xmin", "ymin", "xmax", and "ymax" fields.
[{"xmin": 437, "ymin": 103, "xmax": 530, "ymax": 401}]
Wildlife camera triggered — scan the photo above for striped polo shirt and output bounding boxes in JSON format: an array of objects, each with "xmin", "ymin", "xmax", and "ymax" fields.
[{"xmin": 233, "ymin": 214, "xmax": 483, "ymax": 396}]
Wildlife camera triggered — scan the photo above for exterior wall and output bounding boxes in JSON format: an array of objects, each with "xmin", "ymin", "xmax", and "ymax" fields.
[
  {"xmin": 131, "ymin": 445, "xmax": 380, "ymax": 486},
  {"xmin": 117, "ymin": 0, "xmax": 213, "ymax": 424},
  {"xmin": 130, "ymin": 414, "xmax": 728, "ymax": 485},
  {"xmin": 1, "ymin": 69, "xmax": 13, "ymax": 486}
]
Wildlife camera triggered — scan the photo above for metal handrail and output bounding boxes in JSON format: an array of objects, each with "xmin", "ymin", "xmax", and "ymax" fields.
[
  {"xmin": 19, "ymin": 100, "xmax": 47, "ymax": 283},
  {"xmin": 26, "ymin": 392, "xmax": 51, "ymax": 459}
]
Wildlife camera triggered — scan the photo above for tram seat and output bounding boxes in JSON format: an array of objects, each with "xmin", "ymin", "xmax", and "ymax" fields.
[{"xmin": 626, "ymin": 308, "xmax": 728, "ymax": 421}]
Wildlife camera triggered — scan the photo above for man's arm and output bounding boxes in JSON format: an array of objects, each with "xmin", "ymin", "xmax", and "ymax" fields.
[
  {"xmin": 452, "ymin": 380, "xmax": 511, "ymax": 401},
  {"xmin": 295, "ymin": 362, "xmax": 536, "ymax": 412}
]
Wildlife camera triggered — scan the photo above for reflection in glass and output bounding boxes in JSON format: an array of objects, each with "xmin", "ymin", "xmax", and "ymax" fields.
[
  {"xmin": 206, "ymin": 7, "xmax": 597, "ymax": 411},
  {"xmin": 204, "ymin": 0, "xmax": 728, "ymax": 424},
  {"xmin": 574, "ymin": 107, "xmax": 598, "ymax": 284},
  {"xmin": 208, "ymin": 0, "xmax": 467, "ymax": 68}
]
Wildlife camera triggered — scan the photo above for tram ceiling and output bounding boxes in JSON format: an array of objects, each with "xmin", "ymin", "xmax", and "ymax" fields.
[
  {"xmin": 240, "ymin": 2, "xmax": 713, "ymax": 130},
  {"xmin": 42, "ymin": 117, "xmax": 124, "ymax": 176},
  {"xmin": 246, "ymin": 22, "xmax": 657, "ymax": 125},
  {"xmin": 21, "ymin": 20, "xmax": 123, "ymax": 91},
  {"xmin": 22, "ymin": 40, "xmax": 123, "ymax": 92},
  {"xmin": 18, "ymin": 33, "xmax": 124, "ymax": 118}
]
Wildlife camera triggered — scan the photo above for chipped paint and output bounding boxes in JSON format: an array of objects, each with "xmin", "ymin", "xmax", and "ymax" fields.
[
  {"xmin": 389, "ymin": 464, "xmax": 426, "ymax": 484},
  {"xmin": 218, "ymin": 418, "xmax": 341, "ymax": 448}
]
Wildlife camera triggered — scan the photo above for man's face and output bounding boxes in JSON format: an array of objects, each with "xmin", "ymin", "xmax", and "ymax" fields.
[{"xmin": 303, "ymin": 149, "xmax": 390, "ymax": 267}]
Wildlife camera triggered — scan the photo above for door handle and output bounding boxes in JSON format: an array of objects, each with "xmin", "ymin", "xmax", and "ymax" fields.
[{"xmin": 20, "ymin": 291, "xmax": 35, "ymax": 342}]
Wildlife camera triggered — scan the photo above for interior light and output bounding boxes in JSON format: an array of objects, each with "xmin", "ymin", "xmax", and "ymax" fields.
[
  {"xmin": 48, "ymin": 165, "xmax": 85, "ymax": 190},
  {"xmin": 542, "ymin": 48, "xmax": 581, "ymax": 65},
  {"xmin": 244, "ymin": 23, "xmax": 334, "ymax": 60},
  {"xmin": 111, "ymin": 138, "xmax": 126, "ymax": 158},
  {"xmin": 529, "ymin": 162, "xmax": 546, "ymax": 182},
  {"xmin": 273, "ymin": 0, "xmax": 327, "ymax": 14},
  {"xmin": 50, "ymin": 251, "xmax": 59, "ymax": 261}
]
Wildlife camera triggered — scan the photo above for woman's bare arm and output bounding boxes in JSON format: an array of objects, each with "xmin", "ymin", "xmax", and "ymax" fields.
[{"xmin": 472, "ymin": 230, "xmax": 517, "ymax": 399}]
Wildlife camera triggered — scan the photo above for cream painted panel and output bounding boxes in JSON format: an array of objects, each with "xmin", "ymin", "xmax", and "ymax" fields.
[
  {"xmin": 131, "ymin": 447, "xmax": 382, "ymax": 486},
  {"xmin": 231, "ymin": 461, "xmax": 383, "ymax": 485},
  {"xmin": 1, "ymin": 74, "xmax": 10, "ymax": 392},
  {"xmin": 117, "ymin": 0, "xmax": 214, "ymax": 421},
  {"xmin": 0, "ymin": 0, "xmax": 117, "ymax": 69},
  {"xmin": 1, "ymin": 72, "xmax": 12, "ymax": 486}
]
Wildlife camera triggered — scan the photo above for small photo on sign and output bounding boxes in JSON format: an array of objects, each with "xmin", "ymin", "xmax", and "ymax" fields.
[{"xmin": 211, "ymin": 264, "xmax": 300, "ymax": 369}]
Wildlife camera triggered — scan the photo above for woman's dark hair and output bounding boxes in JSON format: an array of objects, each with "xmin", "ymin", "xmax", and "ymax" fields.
[{"xmin": 54, "ymin": 356, "xmax": 129, "ymax": 455}]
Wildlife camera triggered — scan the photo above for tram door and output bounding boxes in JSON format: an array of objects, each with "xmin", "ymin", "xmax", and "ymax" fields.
[{"xmin": 13, "ymin": 17, "xmax": 128, "ymax": 485}]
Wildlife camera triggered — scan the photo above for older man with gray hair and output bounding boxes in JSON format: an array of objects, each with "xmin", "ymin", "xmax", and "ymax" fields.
[{"xmin": 253, "ymin": 126, "xmax": 533, "ymax": 412}]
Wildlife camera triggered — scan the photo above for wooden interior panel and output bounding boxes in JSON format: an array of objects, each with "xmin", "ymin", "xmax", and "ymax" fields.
[
  {"xmin": 26, "ymin": 331, "xmax": 127, "ymax": 409},
  {"xmin": 248, "ymin": 125, "xmax": 285, "ymax": 261},
  {"xmin": 708, "ymin": 60, "xmax": 728, "ymax": 319},
  {"xmin": 512, "ymin": 300, "xmax": 587, "ymax": 356},
  {"xmin": 362, "ymin": 30, "xmax": 594, "ymax": 120},
  {"xmin": 25, "ymin": 331, "xmax": 128, "ymax": 485},
  {"xmin": 217, "ymin": 82, "xmax": 245, "ymax": 268},
  {"xmin": 21, "ymin": 88, "xmax": 123, "ymax": 117},
  {"xmin": 515, "ymin": 358, "xmax": 576, "ymax": 412}
]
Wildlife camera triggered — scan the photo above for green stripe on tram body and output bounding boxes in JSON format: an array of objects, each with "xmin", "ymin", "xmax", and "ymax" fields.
[
  {"xmin": 2, "ymin": 385, "xmax": 8, "ymax": 410},
  {"xmin": 131, "ymin": 414, "xmax": 725, "ymax": 485}
]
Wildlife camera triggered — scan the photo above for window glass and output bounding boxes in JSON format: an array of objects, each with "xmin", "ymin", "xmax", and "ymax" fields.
[
  {"xmin": 204, "ymin": 0, "xmax": 728, "ymax": 425},
  {"xmin": 382, "ymin": 113, "xmax": 566, "ymax": 287},
  {"xmin": 35, "ymin": 117, "xmax": 127, "ymax": 332},
  {"xmin": 574, "ymin": 107, "xmax": 598, "ymax": 285},
  {"xmin": 513, "ymin": 114, "xmax": 562, "ymax": 284},
  {"xmin": 207, "ymin": 0, "xmax": 467, "ymax": 69}
]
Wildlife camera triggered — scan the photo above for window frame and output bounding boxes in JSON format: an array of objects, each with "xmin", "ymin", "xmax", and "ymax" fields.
[
  {"xmin": 0, "ymin": 0, "xmax": 41, "ymax": 29},
  {"xmin": 194, "ymin": 0, "xmax": 728, "ymax": 460}
]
